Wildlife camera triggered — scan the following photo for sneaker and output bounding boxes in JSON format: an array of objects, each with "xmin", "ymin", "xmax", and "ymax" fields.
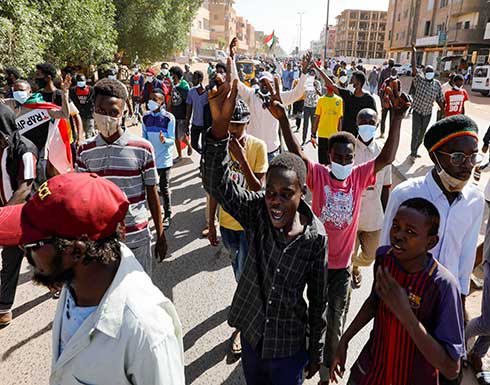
[
  {"xmin": 163, "ymin": 216, "xmax": 171, "ymax": 229},
  {"xmin": 173, "ymin": 156, "xmax": 182, "ymax": 163},
  {"xmin": 187, "ymin": 146, "xmax": 193, "ymax": 156},
  {"xmin": 201, "ymin": 227, "xmax": 209, "ymax": 238},
  {"xmin": 0, "ymin": 311, "xmax": 12, "ymax": 327}
]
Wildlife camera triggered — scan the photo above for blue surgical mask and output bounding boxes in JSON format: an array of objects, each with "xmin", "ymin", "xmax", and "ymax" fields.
[
  {"xmin": 147, "ymin": 100, "xmax": 160, "ymax": 112},
  {"xmin": 330, "ymin": 162, "xmax": 353, "ymax": 180},
  {"xmin": 13, "ymin": 91, "xmax": 29, "ymax": 104},
  {"xmin": 77, "ymin": 81, "xmax": 86, "ymax": 88},
  {"xmin": 358, "ymin": 124, "xmax": 377, "ymax": 142},
  {"xmin": 425, "ymin": 72, "xmax": 435, "ymax": 80}
]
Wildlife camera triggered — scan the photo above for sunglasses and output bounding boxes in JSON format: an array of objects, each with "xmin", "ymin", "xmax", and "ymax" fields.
[{"xmin": 437, "ymin": 151, "xmax": 483, "ymax": 167}]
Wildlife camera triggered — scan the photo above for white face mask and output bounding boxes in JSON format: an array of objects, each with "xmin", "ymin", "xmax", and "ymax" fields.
[
  {"xmin": 330, "ymin": 161, "xmax": 354, "ymax": 180},
  {"xmin": 453, "ymin": 86, "xmax": 461, "ymax": 91},
  {"xmin": 358, "ymin": 124, "xmax": 377, "ymax": 143},
  {"xmin": 434, "ymin": 154, "xmax": 468, "ymax": 192},
  {"xmin": 339, "ymin": 76, "xmax": 348, "ymax": 84},
  {"xmin": 147, "ymin": 100, "xmax": 160, "ymax": 112},
  {"xmin": 146, "ymin": 76, "xmax": 154, "ymax": 83},
  {"xmin": 161, "ymin": 69, "xmax": 168, "ymax": 76},
  {"xmin": 107, "ymin": 75, "xmax": 116, "ymax": 80},
  {"xmin": 94, "ymin": 112, "xmax": 121, "ymax": 137},
  {"xmin": 13, "ymin": 90, "xmax": 29, "ymax": 104},
  {"xmin": 132, "ymin": 69, "xmax": 138, "ymax": 74},
  {"xmin": 425, "ymin": 72, "xmax": 435, "ymax": 81},
  {"xmin": 77, "ymin": 81, "xmax": 86, "ymax": 88}
]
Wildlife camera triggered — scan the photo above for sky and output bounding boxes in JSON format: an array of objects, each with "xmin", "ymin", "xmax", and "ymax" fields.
[{"xmin": 235, "ymin": 0, "xmax": 390, "ymax": 53}]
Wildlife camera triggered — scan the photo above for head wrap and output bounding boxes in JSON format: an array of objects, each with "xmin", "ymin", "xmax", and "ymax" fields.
[{"xmin": 423, "ymin": 115, "xmax": 478, "ymax": 152}]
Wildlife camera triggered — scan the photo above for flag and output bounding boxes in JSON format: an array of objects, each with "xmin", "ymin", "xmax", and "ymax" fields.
[
  {"xmin": 18, "ymin": 93, "xmax": 73, "ymax": 175},
  {"xmin": 264, "ymin": 31, "xmax": 277, "ymax": 50}
]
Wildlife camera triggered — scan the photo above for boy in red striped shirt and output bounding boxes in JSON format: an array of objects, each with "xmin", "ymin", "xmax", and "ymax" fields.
[{"xmin": 331, "ymin": 198, "xmax": 464, "ymax": 385}]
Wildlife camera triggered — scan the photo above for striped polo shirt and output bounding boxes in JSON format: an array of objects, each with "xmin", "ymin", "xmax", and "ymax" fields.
[
  {"xmin": 350, "ymin": 246, "xmax": 465, "ymax": 385},
  {"xmin": 76, "ymin": 130, "xmax": 158, "ymax": 250}
]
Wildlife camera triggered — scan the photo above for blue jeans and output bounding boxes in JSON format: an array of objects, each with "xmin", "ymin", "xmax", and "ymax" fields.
[
  {"xmin": 220, "ymin": 227, "xmax": 248, "ymax": 282},
  {"xmin": 241, "ymin": 336, "xmax": 308, "ymax": 385},
  {"xmin": 267, "ymin": 147, "xmax": 281, "ymax": 163}
]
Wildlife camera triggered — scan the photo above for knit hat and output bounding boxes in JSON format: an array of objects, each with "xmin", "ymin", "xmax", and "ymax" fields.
[
  {"xmin": 423, "ymin": 115, "xmax": 478, "ymax": 153},
  {"xmin": 230, "ymin": 99, "xmax": 250, "ymax": 124}
]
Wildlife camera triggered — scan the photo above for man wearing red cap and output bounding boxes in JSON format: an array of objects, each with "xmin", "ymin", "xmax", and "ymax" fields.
[{"xmin": 0, "ymin": 172, "xmax": 185, "ymax": 384}]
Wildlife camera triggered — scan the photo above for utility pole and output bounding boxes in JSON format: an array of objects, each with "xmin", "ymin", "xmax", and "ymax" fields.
[
  {"xmin": 297, "ymin": 12, "xmax": 304, "ymax": 56},
  {"xmin": 323, "ymin": 0, "xmax": 330, "ymax": 62}
]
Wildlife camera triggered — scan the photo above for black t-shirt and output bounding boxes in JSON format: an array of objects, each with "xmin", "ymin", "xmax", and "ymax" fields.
[
  {"xmin": 69, "ymin": 86, "xmax": 94, "ymax": 119},
  {"xmin": 338, "ymin": 88, "xmax": 377, "ymax": 136},
  {"xmin": 171, "ymin": 86, "xmax": 189, "ymax": 120}
]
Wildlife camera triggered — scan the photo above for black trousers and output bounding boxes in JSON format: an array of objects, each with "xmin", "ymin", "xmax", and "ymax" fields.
[
  {"xmin": 158, "ymin": 167, "xmax": 172, "ymax": 218},
  {"xmin": 191, "ymin": 124, "xmax": 204, "ymax": 154},
  {"xmin": 380, "ymin": 107, "xmax": 392, "ymax": 135},
  {"xmin": 0, "ymin": 246, "xmax": 24, "ymax": 311},
  {"xmin": 318, "ymin": 137, "xmax": 330, "ymax": 165}
]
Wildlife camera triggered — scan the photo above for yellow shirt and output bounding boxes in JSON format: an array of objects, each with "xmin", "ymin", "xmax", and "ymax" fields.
[
  {"xmin": 219, "ymin": 135, "xmax": 268, "ymax": 231},
  {"xmin": 315, "ymin": 94, "xmax": 343, "ymax": 138}
]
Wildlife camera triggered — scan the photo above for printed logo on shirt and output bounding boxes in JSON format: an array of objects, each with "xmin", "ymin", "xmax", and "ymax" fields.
[
  {"xmin": 319, "ymin": 185, "xmax": 353, "ymax": 229},
  {"xmin": 407, "ymin": 289, "xmax": 421, "ymax": 309}
]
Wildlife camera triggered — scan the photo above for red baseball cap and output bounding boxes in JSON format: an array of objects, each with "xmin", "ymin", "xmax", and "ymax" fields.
[
  {"xmin": 0, "ymin": 173, "xmax": 129, "ymax": 247},
  {"xmin": 145, "ymin": 67, "xmax": 156, "ymax": 76}
]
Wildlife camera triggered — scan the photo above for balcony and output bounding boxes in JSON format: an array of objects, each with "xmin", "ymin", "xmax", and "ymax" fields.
[
  {"xmin": 447, "ymin": 26, "xmax": 487, "ymax": 44},
  {"xmin": 449, "ymin": 0, "xmax": 482, "ymax": 17},
  {"xmin": 416, "ymin": 34, "xmax": 440, "ymax": 46}
]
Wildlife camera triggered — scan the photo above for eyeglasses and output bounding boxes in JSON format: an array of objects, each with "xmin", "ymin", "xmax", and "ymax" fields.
[
  {"xmin": 20, "ymin": 238, "xmax": 54, "ymax": 255},
  {"xmin": 437, "ymin": 151, "xmax": 483, "ymax": 167}
]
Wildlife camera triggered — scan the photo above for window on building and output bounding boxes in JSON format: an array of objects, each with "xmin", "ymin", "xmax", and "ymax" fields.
[
  {"xmin": 214, "ymin": 14, "xmax": 218, "ymax": 20},
  {"xmin": 464, "ymin": 21, "xmax": 470, "ymax": 29},
  {"xmin": 436, "ymin": 23, "xmax": 445, "ymax": 33},
  {"xmin": 440, "ymin": 0, "xmax": 448, "ymax": 7},
  {"xmin": 404, "ymin": 10, "xmax": 408, "ymax": 18},
  {"xmin": 424, "ymin": 21, "xmax": 431, "ymax": 36},
  {"xmin": 388, "ymin": 31, "xmax": 392, "ymax": 41},
  {"xmin": 396, "ymin": 32, "xmax": 399, "ymax": 40},
  {"xmin": 397, "ymin": 13, "xmax": 400, "ymax": 21},
  {"xmin": 456, "ymin": 22, "xmax": 462, "ymax": 30}
]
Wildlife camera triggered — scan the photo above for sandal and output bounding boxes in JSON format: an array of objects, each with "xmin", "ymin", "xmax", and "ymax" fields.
[
  {"xmin": 230, "ymin": 330, "xmax": 242, "ymax": 355},
  {"xmin": 352, "ymin": 268, "xmax": 362, "ymax": 289}
]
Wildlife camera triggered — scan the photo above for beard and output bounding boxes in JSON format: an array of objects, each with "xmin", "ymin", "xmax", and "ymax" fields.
[{"xmin": 28, "ymin": 250, "xmax": 75, "ymax": 288}]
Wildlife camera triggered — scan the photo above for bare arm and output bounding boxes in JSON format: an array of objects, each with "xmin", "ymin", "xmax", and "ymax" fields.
[
  {"xmin": 6, "ymin": 180, "xmax": 34, "ymax": 206},
  {"xmin": 207, "ymin": 196, "xmax": 219, "ymax": 247},
  {"xmin": 312, "ymin": 115, "xmax": 320, "ymax": 137},
  {"xmin": 73, "ymin": 113, "xmax": 84, "ymax": 145},
  {"xmin": 146, "ymin": 184, "xmax": 167, "ymax": 262},
  {"xmin": 185, "ymin": 103, "xmax": 193, "ymax": 129},
  {"xmin": 411, "ymin": 45, "xmax": 417, "ymax": 78},
  {"xmin": 312, "ymin": 61, "xmax": 339, "ymax": 95}
]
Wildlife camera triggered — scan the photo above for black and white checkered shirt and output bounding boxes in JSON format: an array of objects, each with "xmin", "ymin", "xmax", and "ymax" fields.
[
  {"xmin": 412, "ymin": 73, "xmax": 444, "ymax": 115},
  {"xmin": 203, "ymin": 134, "xmax": 328, "ymax": 365}
]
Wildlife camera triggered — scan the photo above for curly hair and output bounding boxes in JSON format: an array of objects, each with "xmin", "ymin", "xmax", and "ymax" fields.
[
  {"xmin": 268, "ymin": 152, "xmax": 306, "ymax": 186},
  {"xmin": 36, "ymin": 62, "xmax": 57, "ymax": 79},
  {"xmin": 94, "ymin": 78, "xmax": 128, "ymax": 100},
  {"xmin": 54, "ymin": 229, "xmax": 123, "ymax": 265}
]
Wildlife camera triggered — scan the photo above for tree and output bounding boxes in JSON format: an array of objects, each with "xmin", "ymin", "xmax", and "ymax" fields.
[
  {"xmin": 45, "ymin": 0, "xmax": 117, "ymax": 67},
  {"xmin": 114, "ymin": 0, "xmax": 199, "ymax": 64},
  {"xmin": 0, "ymin": 0, "xmax": 51, "ymax": 75}
]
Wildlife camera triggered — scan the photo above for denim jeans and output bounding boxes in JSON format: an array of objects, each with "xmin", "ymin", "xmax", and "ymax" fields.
[
  {"xmin": 411, "ymin": 111, "xmax": 432, "ymax": 156},
  {"xmin": 319, "ymin": 267, "xmax": 352, "ymax": 381},
  {"xmin": 220, "ymin": 227, "xmax": 248, "ymax": 282},
  {"xmin": 303, "ymin": 106, "xmax": 316, "ymax": 144},
  {"xmin": 267, "ymin": 148, "xmax": 281, "ymax": 164},
  {"xmin": 241, "ymin": 336, "xmax": 308, "ymax": 385},
  {"xmin": 0, "ymin": 247, "xmax": 24, "ymax": 312}
]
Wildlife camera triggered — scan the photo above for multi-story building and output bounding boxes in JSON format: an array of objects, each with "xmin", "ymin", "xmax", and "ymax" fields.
[
  {"xmin": 208, "ymin": 0, "xmax": 237, "ymax": 48},
  {"xmin": 246, "ymin": 22, "xmax": 256, "ymax": 53},
  {"xmin": 310, "ymin": 26, "xmax": 336, "ymax": 58},
  {"xmin": 235, "ymin": 16, "xmax": 249, "ymax": 53},
  {"xmin": 385, "ymin": 0, "xmax": 490, "ymax": 66},
  {"xmin": 189, "ymin": 5, "xmax": 211, "ymax": 56},
  {"xmin": 335, "ymin": 9, "xmax": 387, "ymax": 59},
  {"xmin": 255, "ymin": 30, "xmax": 266, "ymax": 54}
]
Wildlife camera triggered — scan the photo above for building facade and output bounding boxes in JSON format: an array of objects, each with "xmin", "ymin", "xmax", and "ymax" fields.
[
  {"xmin": 335, "ymin": 10, "xmax": 387, "ymax": 59},
  {"xmin": 385, "ymin": 0, "xmax": 490, "ymax": 67},
  {"xmin": 310, "ymin": 26, "xmax": 336, "ymax": 58},
  {"xmin": 208, "ymin": 0, "xmax": 237, "ymax": 49},
  {"xmin": 189, "ymin": 5, "xmax": 211, "ymax": 56}
]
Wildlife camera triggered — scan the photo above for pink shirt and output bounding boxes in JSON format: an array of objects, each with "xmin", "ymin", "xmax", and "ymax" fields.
[{"xmin": 307, "ymin": 160, "xmax": 376, "ymax": 269}]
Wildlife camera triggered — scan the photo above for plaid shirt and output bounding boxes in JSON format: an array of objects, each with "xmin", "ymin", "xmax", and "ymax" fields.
[
  {"xmin": 412, "ymin": 73, "xmax": 444, "ymax": 115},
  {"xmin": 202, "ymin": 134, "xmax": 328, "ymax": 365}
]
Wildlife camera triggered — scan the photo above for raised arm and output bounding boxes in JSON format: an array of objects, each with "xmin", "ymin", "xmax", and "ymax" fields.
[
  {"xmin": 312, "ymin": 60, "xmax": 339, "ymax": 95},
  {"xmin": 374, "ymin": 90, "xmax": 411, "ymax": 173},
  {"xmin": 281, "ymin": 52, "xmax": 311, "ymax": 105},
  {"xmin": 265, "ymin": 77, "xmax": 310, "ymax": 168},
  {"xmin": 411, "ymin": 44, "xmax": 417, "ymax": 77},
  {"xmin": 47, "ymin": 75, "xmax": 71, "ymax": 120},
  {"xmin": 229, "ymin": 38, "xmax": 254, "ymax": 104}
]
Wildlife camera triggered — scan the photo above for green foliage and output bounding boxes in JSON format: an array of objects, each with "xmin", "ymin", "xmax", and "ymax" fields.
[
  {"xmin": 45, "ymin": 0, "xmax": 118, "ymax": 67},
  {"xmin": 114, "ymin": 0, "xmax": 200, "ymax": 64},
  {"xmin": 0, "ymin": 0, "xmax": 51, "ymax": 75}
]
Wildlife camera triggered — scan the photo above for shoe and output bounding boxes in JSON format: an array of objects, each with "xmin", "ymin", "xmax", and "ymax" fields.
[
  {"xmin": 163, "ymin": 216, "xmax": 171, "ymax": 229},
  {"xmin": 173, "ymin": 157, "xmax": 182, "ymax": 163},
  {"xmin": 187, "ymin": 146, "xmax": 193, "ymax": 156},
  {"xmin": 230, "ymin": 330, "xmax": 242, "ymax": 355},
  {"xmin": 201, "ymin": 227, "xmax": 209, "ymax": 238},
  {"xmin": 0, "ymin": 311, "xmax": 12, "ymax": 327}
]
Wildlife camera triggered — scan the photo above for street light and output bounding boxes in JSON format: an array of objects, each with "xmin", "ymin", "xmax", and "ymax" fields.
[
  {"xmin": 297, "ymin": 12, "xmax": 304, "ymax": 55},
  {"xmin": 323, "ymin": 0, "xmax": 330, "ymax": 62}
]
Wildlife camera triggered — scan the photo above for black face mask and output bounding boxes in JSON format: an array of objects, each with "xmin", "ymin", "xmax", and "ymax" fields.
[{"xmin": 35, "ymin": 77, "xmax": 48, "ymax": 89}]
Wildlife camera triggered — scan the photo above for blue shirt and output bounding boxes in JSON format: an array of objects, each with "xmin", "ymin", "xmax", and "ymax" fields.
[
  {"xmin": 186, "ymin": 87, "xmax": 208, "ymax": 126},
  {"xmin": 142, "ymin": 110, "xmax": 175, "ymax": 169},
  {"xmin": 282, "ymin": 70, "xmax": 294, "ymax": 89}
]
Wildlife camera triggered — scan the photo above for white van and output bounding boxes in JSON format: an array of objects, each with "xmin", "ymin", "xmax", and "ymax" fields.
[{"xmin": 472, "ymin": 65, "xmax": 490, "ymax": 96}]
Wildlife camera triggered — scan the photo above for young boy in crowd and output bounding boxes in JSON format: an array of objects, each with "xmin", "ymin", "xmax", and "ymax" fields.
[
  {"xmin": 207, "ymin": 99, "xmax": 268, "ymax": 354},
  {"xmin": 351, "ymin": 108, "xmax": 392, "ymax": 289},
  {"xmin": 203, "ymin": 63, "xmax": 328, "ymax": 384},
  {"xmin": 142, "ymin": 89, "xmax": 175, "ymax": 228},
  {"xmin": 330, "ymin": 198, "xmax": 465, "ymax": 385},
  {"xmin": 273, "ymin": 74, "xmax": 409, "ymax": 383},
  {"xmin": 444, "ymin": 74, "xmax": 469, "ymax": 117}
]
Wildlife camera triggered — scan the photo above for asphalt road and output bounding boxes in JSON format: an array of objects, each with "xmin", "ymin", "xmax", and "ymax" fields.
[{"xmin": 0, "ymin": 70, "xmax": 488, "ymax": 384}]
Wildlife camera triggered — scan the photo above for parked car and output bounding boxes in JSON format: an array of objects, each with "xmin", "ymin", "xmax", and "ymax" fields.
[
  {"xmin": 472, "ymin": 65, "xmax": 490, "ymax": 96},
  {"xmin": 398, "ymin": 63, "xmax": 423, "ymax": 76}
]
